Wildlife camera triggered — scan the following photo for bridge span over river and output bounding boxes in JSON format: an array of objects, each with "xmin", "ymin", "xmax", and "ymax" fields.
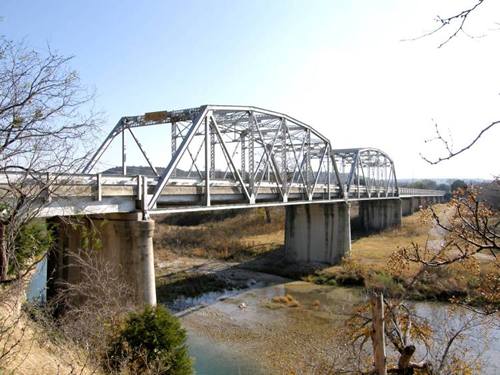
[{"xmin": 5, "ymin": 105, "xmax": 444, "ymax": 305}]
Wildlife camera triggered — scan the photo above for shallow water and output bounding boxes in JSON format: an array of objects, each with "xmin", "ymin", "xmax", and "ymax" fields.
[
  {"xmin": 179, "ymin": 280, "xmax": 500, "ymax": 374},
  {"xmin": 27, "ymin": 260, "xmax": 499, "ymax": 374},
  {"xmin": 26, "ymin": 257, "xmax": 47, "ymax": 303},
  {"xmin": 187, "ymin": 334, "xmax": 267, "ymax": 374}
]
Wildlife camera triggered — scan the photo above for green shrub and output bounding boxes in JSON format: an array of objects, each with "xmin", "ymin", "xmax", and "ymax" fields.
[
  {"xmin": 10, "ymin": 219, "xmax": 52, "ymax": 274},
  {"xmin": 106, "ymin": 305, "xmax": 192, "ymax": 374}
]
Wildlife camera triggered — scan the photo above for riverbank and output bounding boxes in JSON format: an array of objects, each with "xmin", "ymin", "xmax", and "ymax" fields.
[
  {"xmin": 0, "ymin": 281, "xmax": 96, "ymax": 375},
  {"xmin": 152, "ymin": 205, "xmax": 499, "ymax": 373},
  {"xmin": 154, "ymin": 204, "xmax": 497, "ymax": 308},
  {"xmin": 176, "ymin": 280, "xmax": 499, "ymax": 374},
  {"xmin": 4, "ymin": 204, "xmax": 496, "ymax": 374}
]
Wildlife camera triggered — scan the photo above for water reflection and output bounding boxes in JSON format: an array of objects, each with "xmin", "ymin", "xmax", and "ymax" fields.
[{"xmin": 26, "ymin": 257, "xmax": 47, "ymax": 303}]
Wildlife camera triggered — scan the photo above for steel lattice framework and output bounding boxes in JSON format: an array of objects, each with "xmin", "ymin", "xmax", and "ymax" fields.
[
  {"xmin": 334, "ymin": 148, "xmax": 398, "ymax": 199},
  {"xmin": 83, "ymin": 105, "xmax": 400, "ymax": 213}
]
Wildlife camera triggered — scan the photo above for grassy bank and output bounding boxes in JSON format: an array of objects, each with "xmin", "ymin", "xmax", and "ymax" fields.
[
  {"xmin": 153, "ymin": 204, "xmax": 497, "ymax": 307},
  {"xmin": 306, "ymin": 205, "xmax": 498, "ymax": 306},
  {"xmin": 154, "ymin": 207, "xmax": 284, "ymax": 261}
]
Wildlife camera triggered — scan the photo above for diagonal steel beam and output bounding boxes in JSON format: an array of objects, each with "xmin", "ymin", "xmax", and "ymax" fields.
[
  {"xmin": 310, "ymin": 145, "xmax": 328, "ymax": 198},
  {"xmin": 210, "ymin": 114, "xmax": 251, "ymax": 202},
  {"xmin": 127, "ymin": 127, "xmax": 159, "ymax": 176},
  {"xmin": 253, "ymin": 118, "xmax": 283, "ymax": 198},
  {"xmin": 148, "ymin": 107, "xmax": 208, "ymax": 209}
]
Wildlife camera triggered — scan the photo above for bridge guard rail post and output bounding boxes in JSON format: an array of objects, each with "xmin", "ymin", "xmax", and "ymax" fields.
[{"xmin": 284, "ymin": 202, "xmax": 351, "ymax": 265}]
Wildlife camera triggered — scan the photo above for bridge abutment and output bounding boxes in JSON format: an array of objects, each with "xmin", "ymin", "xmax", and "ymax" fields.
[
  {"xmin": 359, "ymin": 198, "xmax": 402, "ymax": 232},
  {"xmin": 284, "ymin": 202, "xmax": 351, "ymax": 265},
  {"xmin": 47, "ymin": 213, "xmax": 156, "ymax": 307}
]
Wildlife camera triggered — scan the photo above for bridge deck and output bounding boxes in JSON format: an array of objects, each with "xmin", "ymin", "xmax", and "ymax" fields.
[{"xmin": 0, "ymin": 172, "xmax": 445, "ymax": 217}]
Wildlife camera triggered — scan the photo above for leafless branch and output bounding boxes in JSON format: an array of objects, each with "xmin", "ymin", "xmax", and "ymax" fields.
[
  {"xmin": 421, "ymin": 120, "xmax": 499, "ymax": 165},
  {"xmin": 404, "ymin": 0, "xmax": 487, "ymax": 48}
]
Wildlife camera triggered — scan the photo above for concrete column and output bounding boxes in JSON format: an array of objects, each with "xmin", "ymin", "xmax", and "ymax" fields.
[
  {"xmin": 401, "ymin": 198, "xmax": 412, "ymax": 216},
  {"xmin": 47, "ymin": 213, "xmax": 156, "ymax": 306},
  {"xmin": 285, "ymin": 202, "xmax": 351, "ymax": 265},
  {"xmin": 359, "ymin": 198, "xmax": 402, "ymax": 232},
  {"xmin": 410, "ymin": 197, "xmax": 419, "ymax": 213},
  {"xmin": 132, "ymin": 219, "xmax": 156, "ymax": 305}
]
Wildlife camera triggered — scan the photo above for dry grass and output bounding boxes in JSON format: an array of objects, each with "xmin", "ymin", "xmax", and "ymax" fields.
[
  {"xmin": 0, "ymin": 283, "xmax": 99, "ymax": 375},
  {"xmin": 270, "ymin": 294, "xmax": 300, "ymax": 308},
  {"xmin": 349, "ymin": 208, "xmax": 440, "ymax": 268},
  {"xmin": 310, "ymin": 204, "xmax": 498, "ymax": 305},
  {"xmin": 154, "ymin": 207, "xmax": 285, "ymax": 261}
]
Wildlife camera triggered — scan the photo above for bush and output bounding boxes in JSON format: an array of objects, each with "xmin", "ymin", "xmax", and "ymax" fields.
[
  {"xmin": 10, "ymin": 219, "xmax": 52, "ymax": 274},
  {"xmin": 106, "ymin": 305, "xmax": 192, "ymax": 374}
]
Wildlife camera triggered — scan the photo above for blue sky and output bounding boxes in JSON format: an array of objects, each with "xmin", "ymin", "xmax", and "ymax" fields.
[{"xmin": 2, "ymin": 0, "xmax": 499, "ymax": 179}]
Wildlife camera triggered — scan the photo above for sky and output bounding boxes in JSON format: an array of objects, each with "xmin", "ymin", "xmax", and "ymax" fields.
[{"xmin": 2, "ymin": 0, "xmax": 499, "ymax": 180}]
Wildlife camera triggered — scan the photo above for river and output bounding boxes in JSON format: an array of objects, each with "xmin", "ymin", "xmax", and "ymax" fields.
[
  {"xmin": 175, "ymin": 278, "xmax": 500, "ymax": 374},
  {"xmin": 27, "ymin": 259, "xmax": 499, "ymax": 374}
]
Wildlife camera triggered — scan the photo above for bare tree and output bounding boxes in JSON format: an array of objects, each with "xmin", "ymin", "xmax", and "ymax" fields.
[
  {"xmin": 0, "ymin": 37, "xmax": 99, "ymax": 370},
  {"xmin": 412, "ymin": 0, "xmax": 499, "ymax": 165},
  {"xmin": 0, "ymin": 37, "xmax": 99, "ymax": 282},
  {"xmin": 347, "ymin": 3, "xmax": 500, "ymax": 368}
]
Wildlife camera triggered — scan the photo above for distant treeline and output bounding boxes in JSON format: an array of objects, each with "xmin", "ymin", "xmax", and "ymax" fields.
[
  {"xmin": 398, "ymin": 179, "xmax": 467, "ymax": 193},
  {"xmin": 400, "ymin": 179, "xmax": 499, "ymax": 209}
]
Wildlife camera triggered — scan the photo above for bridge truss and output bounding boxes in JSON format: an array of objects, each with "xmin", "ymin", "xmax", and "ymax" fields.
[{"xmin": 83, "ymin": 105, "xmax": 402, "ymax": 213}]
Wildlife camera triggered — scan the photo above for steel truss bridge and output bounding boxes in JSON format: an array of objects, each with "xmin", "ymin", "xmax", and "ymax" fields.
[{"xmin": 1, "ymin": 105, "xmax": 445, "ymax": 217}]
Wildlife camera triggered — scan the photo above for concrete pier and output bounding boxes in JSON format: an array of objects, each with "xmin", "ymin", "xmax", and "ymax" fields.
[
  {"xmin": 359, "ymin": 198, "xmax": 402, "ymax": 232},
  {"xmin": 47, "ymin": 213, "xmax": 156, "ymax": 306},
  {"xmin": 401, "ymin": 198, "xmax": 412, "ymax": 216},
  {"xmin": 285, "ymin": 202, "xmax": 351, "ymax": 265}
]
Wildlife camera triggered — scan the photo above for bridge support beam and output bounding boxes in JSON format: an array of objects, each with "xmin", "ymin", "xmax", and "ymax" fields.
[
  {"xmin": 359, "ymin": 198, "xmax": 401, "ymax": 232},
  {"xmin": 47, "ymin": 213, "xmax": 156, "ymax": 306},
  {"xmin": 285, "ymin": 202, "xmax": 351, "ymax": 265}
]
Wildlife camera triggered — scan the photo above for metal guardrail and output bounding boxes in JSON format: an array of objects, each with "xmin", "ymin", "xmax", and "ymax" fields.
[{"xmin": 399, "ymin": 187, "xmax": 446, "ymax": 196}]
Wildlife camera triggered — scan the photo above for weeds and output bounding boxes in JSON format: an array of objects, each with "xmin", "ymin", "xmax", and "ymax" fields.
[{"xmin": 154, "ymin": 208, "xmax": 284, "ymax": 260}]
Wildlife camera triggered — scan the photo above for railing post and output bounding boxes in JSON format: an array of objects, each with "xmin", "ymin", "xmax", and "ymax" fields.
[
  {"xmin": 136, "ymin": 175, "xmax": 142, "ymax": 201},
  {"xmin": 140, "ymin": 175, "xmax": 149, "ymax": 215},
  {"xmin": 96, "ymin": 173, "xmax": 102, "ymax": 201}
]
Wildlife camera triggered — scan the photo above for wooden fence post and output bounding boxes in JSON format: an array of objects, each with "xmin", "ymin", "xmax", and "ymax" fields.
[{"xmin": 371, "ymin": 292, "xmax": 387, "ymax": 375}]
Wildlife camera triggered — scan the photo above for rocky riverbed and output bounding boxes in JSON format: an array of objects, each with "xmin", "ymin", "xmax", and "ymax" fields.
[{"xmin": 156, "ymin": 258, "xmax": 500, "ymax": 374}]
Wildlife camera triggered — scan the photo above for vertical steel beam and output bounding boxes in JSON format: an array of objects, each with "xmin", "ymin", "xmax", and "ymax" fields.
[
  {"xmin": 171, "ymin": 122, "xmax": 177, "ymax": 178},
  {"xmin": 240, "ymin": 133, "xmax": 246, "ymax": 181},
  {"xmin": 249, "ymin": 113, "xmax": 255, "ymax": 197},
  {"xmin": 306, "ymin": 129, "xmax": 311, "ymax": 191},
  {"xmin": 122, "ymin": 125, "xmax": 127, "ymax": 176},
  {"xmin": 281, "ymin": 119, "xmax": 287, "ymax": 200},
  {"xmin": 204, "ymin": 117, "xmax": 210, "ymax": 206},
  {"xmin": 356, "ymin": 154, "xmax": 360, "ymax": 199},
  {"xmin": 210, "ymin": 130, "xmax": 216, "ymax": 179},
  {"xmin": 327, "ymin": 145, "xmax": 331, "ymax": 199}
]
